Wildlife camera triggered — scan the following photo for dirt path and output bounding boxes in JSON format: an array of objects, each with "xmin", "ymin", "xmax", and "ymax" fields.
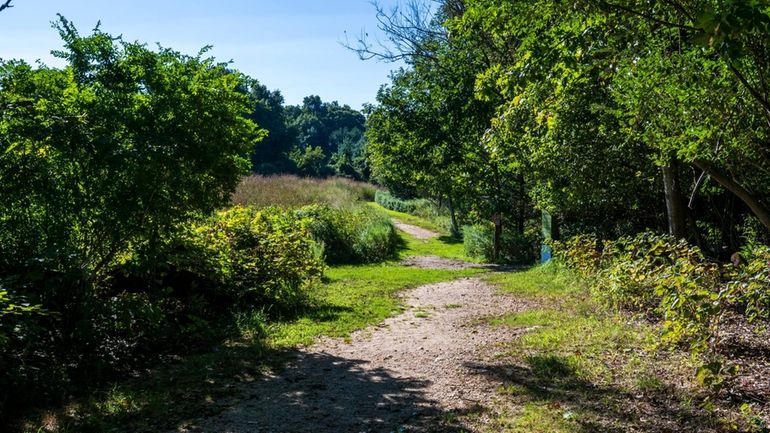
[
  {"xmin": 392, "ymin": 219, "xmax": 439, "ymax": 240},
  {"xmin": 178, "ymin": 275, "xmax": 528, "ymax": 433}
]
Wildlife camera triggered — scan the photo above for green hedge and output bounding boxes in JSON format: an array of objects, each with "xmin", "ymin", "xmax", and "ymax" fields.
[
  {"xmin": 297, "ymin": 204, "xmax": 398, "ymax": 264},
  {"xmin": 375, "ymin": 190, "xmax": 433, "ymax": 215}
]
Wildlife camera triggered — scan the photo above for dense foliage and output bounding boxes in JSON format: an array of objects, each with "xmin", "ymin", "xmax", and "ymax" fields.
[
  {"xmin": 553, "ymin": 234, "xmax": 770, "ymax": 383},
  {"xmin": 245, "ymin": 91, "xmax": 370, "ymax": 179},
  {"xmin": 0, "ymin": 18, "xmax": 266, "ymax": 413},
  {"xmin": 362, "ymin": 0, "xmax": 770, "ymax": 260}
]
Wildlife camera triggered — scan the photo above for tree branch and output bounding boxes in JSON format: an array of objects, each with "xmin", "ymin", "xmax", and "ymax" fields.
[
  {"xmin": 0, "ymin": 1, "xmax": 12, "ymax": 12},
  {"xmin": 596, "ymin": 0, "xmax": 701, "ymax": 32}
]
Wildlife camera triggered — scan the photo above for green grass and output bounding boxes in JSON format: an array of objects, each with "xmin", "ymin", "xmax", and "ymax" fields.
[
  {"xmin": 368, "ymin": 202, "xmax": 447, "ymax": 234},
  {"xmin": 23, "ymin": 227, "xmax": 484, "ymax": 433},
  {"xmin": 268, "ymin": 263, "xmax": 482, "ymax": 347},
  {"xmin": 486, "ymin": 262, "xmax": 580, "ymax": 299},
  {"xmin": 474, "ymin": 265, "xmax": 731, "ymax": 433}
]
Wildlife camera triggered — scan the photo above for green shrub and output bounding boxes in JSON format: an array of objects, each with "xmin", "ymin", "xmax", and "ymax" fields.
[
  {"xmin": 171, "ymin": 206, "xmax": 326, "ymax": 316},
  {"xmin": 552, "ymin": 232, "xmax": 731, "ymax": 371},
  {"xmin": 724, "ymin": 243, "xmax": 770, "ymax": 323},
  {"xmin": 463, "ymin": 224, "xmax": 537, "ymax": 264},
  {"xmin": 296, "ymin": 204, "xmax": 398, "ymax": 264},
  {"xmin": 375, "ymin": 190, "xmax": 431, "ymax": 214},
  {"xmin": 463, "ymin": 224, "xmax": 493, "ymax": 259}
]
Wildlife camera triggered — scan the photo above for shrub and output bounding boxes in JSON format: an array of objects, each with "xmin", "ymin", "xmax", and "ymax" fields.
[
  {"xmin": 296, "ymin": 204, "xmax": 398, "ymax": 264},
  {"xmin": 463, "ymin": 224, "xmax": 538, "ymax": 264},
  {"xmin": 552, "ymin": 232, "xmax": 740, "ymax": 371},
  {"xmin": 170, "ymin": 206, "xmax": 326, "ymax": 316},
  {"xmin": 463, "ymin": 224, "xmax": 493, "ymax": 259},
  {"xmin": 724, "ymin": 243, "xmax": 770, "ymax": 323},
  {"xmin": 375, "ymin": 190, "xmax": 432, "ymax": 215}
]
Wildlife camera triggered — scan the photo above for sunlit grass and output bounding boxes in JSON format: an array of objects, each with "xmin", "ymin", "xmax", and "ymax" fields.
[
  {"xmin": 368, "ymin": 202, "xmax": 448, "ymax": 234},
  {"xmin": 479, "ymin": 264, "xmax": 705, "ymax": 433}
]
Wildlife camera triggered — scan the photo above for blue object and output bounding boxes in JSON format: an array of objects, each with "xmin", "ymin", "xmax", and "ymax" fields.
[
  {"xmin": 541, "ymin": 212, "xmax": 553, "ymax": 263},
  {"xmin": 541, "ymin": 244, "xmax": 552, "ymax": 263}
]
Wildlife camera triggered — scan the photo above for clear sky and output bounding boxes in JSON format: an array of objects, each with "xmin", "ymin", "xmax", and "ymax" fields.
[{"xmin": 0, "ymin": 0, "xmax": 403, "ymax": 109}]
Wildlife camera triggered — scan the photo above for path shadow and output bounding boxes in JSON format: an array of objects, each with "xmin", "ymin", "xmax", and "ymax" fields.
[
  {"xmin": 467, "ymin": 354, "xmax": 725, "ymax": 433},
  {"xmin": 181, "ymin": 350, "xmax": 470, "ymax": 433}
]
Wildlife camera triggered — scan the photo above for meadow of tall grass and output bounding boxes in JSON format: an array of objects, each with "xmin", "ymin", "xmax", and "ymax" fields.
[{"xmin": 232, "ymin": 175, "xmax": 379, "ymax": 208}]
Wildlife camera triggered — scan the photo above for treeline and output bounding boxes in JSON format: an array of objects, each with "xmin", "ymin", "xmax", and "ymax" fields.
[
  {"xmin": 245, "ymin": 87, "xmax": 369, "ymax": 179},
  {"xmin": 362, "ymin": 0, "xmax": 770, "ymax": 260}
]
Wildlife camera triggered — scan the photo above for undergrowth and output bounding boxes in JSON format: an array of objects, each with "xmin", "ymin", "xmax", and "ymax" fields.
[{"xmin": 479, "ymin": 264, "xmax": 764, "ymax": 433}]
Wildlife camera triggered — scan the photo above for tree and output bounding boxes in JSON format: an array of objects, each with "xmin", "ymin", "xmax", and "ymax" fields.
[
  {"xmin": 0, "ymin": 1, "xmax": 12, "ymax": 13},
  {"xmin": 0, "ymin": 16, "xmax": 261, "ymax": 372},
  {"xmin": 241, "ymin": 78, "xmax": 295, "ymax": 173},
  {"xmin": 585, "ymin": 0, "xmax": 770, "ymax": 232},
  {"xmin": 285, "ymin": 95, "xmax": 368, "ymax": 178}
]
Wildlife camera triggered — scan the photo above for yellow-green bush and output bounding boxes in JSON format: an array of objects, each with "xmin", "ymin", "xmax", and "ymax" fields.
[
  {"xmin": 296, "ymin": 204, "xmax": 398, "ymax": 264},
  {"xmin": 553, "ymin": 232, "xmax": 770, "ymax": 382},
  {"xmin": 171, "ymin": 206, "xmax": 326, "ymax": 315}
]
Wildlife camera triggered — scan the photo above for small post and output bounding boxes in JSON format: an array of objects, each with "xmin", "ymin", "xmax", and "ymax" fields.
[{"xmin": 541, "ymin": 211, "xmax": 552, "ymax": 263}]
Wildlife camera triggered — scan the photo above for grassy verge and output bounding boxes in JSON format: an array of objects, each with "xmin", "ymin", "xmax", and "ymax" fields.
[
  {"xmin": 475, "ymin": 264, "xmax": 758, "ymax": 433},
  {"xmin": 19, "ymin": 230, "xmax": 483, "ymax": 433},
  {"xmin": 369, "ymin": 202, "xmax": 447, "ymax": 234},
  {"xmin": 367, "ymin": 202, "xmax": 479, "ymax": 262}
]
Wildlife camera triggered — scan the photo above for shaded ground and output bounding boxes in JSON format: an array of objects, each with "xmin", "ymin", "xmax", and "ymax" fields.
[
  {"xmin": 401, "ymin": 255, "xmax": 488, "ymax": 270},
  {"xmin": 392, "ymin": 219, "xmax": 439, "ymax": 240},
  {"xmin": 175, "ymin": 276, "xmax": 530, "ymax": 433}
]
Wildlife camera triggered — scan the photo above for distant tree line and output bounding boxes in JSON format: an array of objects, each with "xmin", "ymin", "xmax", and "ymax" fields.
[{"xmin": 242, "ymin": 82, "xmax": 369, "ymax": 180}]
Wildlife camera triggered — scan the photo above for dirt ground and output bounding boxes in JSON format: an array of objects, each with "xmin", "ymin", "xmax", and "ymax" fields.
[{"xmin": 176, "ymin": 275, "xmax": 530, "ymax": 433}]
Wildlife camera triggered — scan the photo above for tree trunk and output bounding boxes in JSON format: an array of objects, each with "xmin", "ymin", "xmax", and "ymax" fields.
[
  {"xmin": 662, "ymin": 159, "xmax": 688, "ymax": 239},
  {"xmin": 693, "ymin": 159, "xmax": 770, "ymax": 231},
  {"xmin": 493, "ymin": 212, "xmax": 502, "ymax": 262},
  {"xmin": 448, "ymin": 196, "xmax": 459, "ymax": 237}
]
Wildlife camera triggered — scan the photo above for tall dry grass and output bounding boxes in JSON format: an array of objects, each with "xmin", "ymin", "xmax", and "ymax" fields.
[{"xmin": 231, "ymin": 175, "xmax": 380, "ymax": 208}]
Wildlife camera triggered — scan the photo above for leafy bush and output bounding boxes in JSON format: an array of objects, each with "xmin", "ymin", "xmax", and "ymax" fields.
[
  {"xmin": 375, "ymin": 190, "xmax": 432, "ymax": 215},
  {"xmin": 170, "ymin": 206, "xmax": 326, "ymax": 316},
  {"xmin": 552, "ymin": 232, "xmax": 770, "ymax": 382},
  {"xmin": 296, "ymin": 204, "xmax": 398, "ymax": 264},
  {"xmin": 0, "ymin": 206, "xmax": 326, "ymax": 416},
  {"xmin": 462, "ymin": 224, "xmax": 537, "ymax": 264},
  {"xmin": 724, "ymin": 243, "xmax": 770, "ymax": 323},
  {"xmin": 463, "ymin": 224, "xmax": 492, "ymax": 259}
]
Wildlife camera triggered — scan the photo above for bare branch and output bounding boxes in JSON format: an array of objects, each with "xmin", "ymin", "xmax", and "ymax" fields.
[
  {"xmin": 0, "ymin": 0, "xmax": 13, "ymax": 13},
  {"xmin": 343, "ymin": 0, "xmax": 447, "ymax": 63}
]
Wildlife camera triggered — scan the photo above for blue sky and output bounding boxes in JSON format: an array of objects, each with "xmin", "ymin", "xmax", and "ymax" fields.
[{"xmin": 0, "ymin": 0, "xmax": 404, "ymax": 109}]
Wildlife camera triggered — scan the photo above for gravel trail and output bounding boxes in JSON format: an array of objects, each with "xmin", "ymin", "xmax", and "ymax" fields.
[{"xmin": 178, "ymin": 276, "xmax": 528, "ymax": 433}]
